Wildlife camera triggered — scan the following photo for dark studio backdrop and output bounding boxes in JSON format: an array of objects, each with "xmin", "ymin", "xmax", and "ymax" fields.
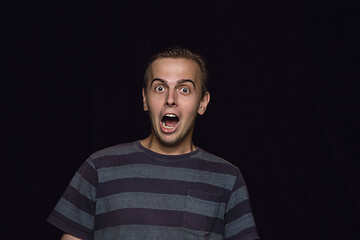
[{"xmin": 2, "ymin": 0, "xmax": 359, "ymax": 239}]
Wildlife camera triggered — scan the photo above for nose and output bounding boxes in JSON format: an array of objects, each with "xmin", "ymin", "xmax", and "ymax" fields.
[{"xmin": 165, "ymin": 89, "xmax": 177, "ymax": 107}]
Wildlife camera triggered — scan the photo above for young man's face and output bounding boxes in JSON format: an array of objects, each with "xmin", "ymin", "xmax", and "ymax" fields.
[{"xmin": 142, "ymin": 58, "xmax": 210, "ymax": 147}]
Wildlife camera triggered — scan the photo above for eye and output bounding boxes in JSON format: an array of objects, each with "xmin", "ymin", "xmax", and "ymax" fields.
[
  {"xmin": 180, "ymin": 87, "xmax": 190, "ymax": 94},
  {"xmin": 155, "ymin": 86, "xmax": 165, "ymax": 92}
]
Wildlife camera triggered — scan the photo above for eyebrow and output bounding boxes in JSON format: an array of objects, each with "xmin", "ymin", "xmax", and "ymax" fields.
[{"xmin": 151, "ymin": 78, "xmax": 196, "ymax": 88}]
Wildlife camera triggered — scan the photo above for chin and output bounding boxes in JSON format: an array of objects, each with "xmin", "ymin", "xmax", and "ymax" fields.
[
  {"xmin": 152, "ymin": 123, "xmax": 193, "ymax": 148},
  {"xmin": 158, "ymin": 136, "xmax": 182, "ymax": 146},
  {"xmin": 156, "ymin": 130, "xmax": 188, "ymax": 147}
]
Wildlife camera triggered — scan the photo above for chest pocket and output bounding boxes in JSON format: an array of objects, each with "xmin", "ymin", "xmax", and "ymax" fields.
[{"xmin": 182, "ymin": 189, "xmax": 222, "ymax": 236}]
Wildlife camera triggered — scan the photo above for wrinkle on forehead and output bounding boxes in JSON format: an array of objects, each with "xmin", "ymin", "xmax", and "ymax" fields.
[
  {"xmin": 149, "ymin": 58, "xmax": 202, "ymax": 86},
  {"xmin": 150, "ymin": 78, "xmax": 196, "ymax": 89}
]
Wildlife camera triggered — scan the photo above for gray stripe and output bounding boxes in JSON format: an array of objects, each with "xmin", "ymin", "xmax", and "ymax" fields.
[
  {"xmin": 224, "ymin": 213, "xmax": 256, "ymax": 238},
  {"xmin": 54, "ymin": 198, "xmax": 94, "ymax": 230},
  {"xmin": 225, "ymin": 186, "xmax": 248, "ymax": 213},
  {"xmin": 185, "ymin": 196, "xmax": 225, "ymax": 218},
  {"xmin": 96, "ymin": 192, "xmax": 226, "ymax": 218},
  {"xmin": 192, "ymin": 150, "xmax": 231, "ymax": 164},
  {"xmin": 90, "ymin": 142, "xmax": 142, "ymax": 159},
  {"xmin": 96, "ymin": 192, "xmax": 185, "ymax": 215},
  {"xmin": 70, "ymin": 172, "xmax": 97, "ymax": 200},
  {"xmin": 94, "ymin": 225, "xmax": 223, "ymax": 240},
  {"xmin": 87, "ymin": 158, "xmax": 96, "ymax": 168},
  {"xmin": 98, "ymin": 164, "xmax": 236, "ymax": 190}
]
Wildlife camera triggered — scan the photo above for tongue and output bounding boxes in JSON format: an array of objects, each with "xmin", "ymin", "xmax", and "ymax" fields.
[{"xmin": 164, "ymin": 118, "xmax": 178, "ymax": 127}]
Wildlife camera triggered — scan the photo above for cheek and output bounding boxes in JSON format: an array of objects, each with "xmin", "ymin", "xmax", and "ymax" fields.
[
  {"xmin": 147, "ymin": 95, "xmax": 163, "ymax": 109},
  {"xmin": 181, "ymin": 100, "xmax": 201, "ymax": 117},
  {"xmin": 147, "ymin": 102, "xmax": 164, "ymax": 121}
]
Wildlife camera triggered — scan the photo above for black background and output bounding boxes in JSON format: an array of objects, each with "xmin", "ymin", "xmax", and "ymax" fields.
[{"xmin": 2, "ymin": 0, "xmax": 359, "ymax": 239}]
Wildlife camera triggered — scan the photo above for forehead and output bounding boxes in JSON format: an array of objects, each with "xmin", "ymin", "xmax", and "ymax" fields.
[{"xmin": 150, "ymin": 58, "xmax": 201, "ymax": 83}]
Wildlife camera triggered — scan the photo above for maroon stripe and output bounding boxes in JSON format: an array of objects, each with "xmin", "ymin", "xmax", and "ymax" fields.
[
  {"xmin": 231, "ymin": 173, "xmax": 246, "ymax": 191},
  {"xmin": 94, "ymin": 208, "xmax": 225, "ymax": 235},
  {"xmin": 224, "ymin": 199, "xmax": 251, "ymax": 223},
  {"xmin": 187, "ymin": 189, "xmax": 222, "ymax": 202},
  {"xmin": 224, "ymin": 226, "xmax": 259, "ymax": 240},
  {"xmin": 62, "ymin": 185, "xmax": 95, "ymax": 214},
  {"xmin": 92, "ymin": 153, "xmax": 239, "ymax": 176},
  {"xmin": 94, "ymin": 208, "xmax": 183, "ymax": 230},
  {"xmin": 184, "ymin": 211, "xmax": 225, "ymax": 235},
  {"xmin": 48, "ymin": 210, "xmax": 93, "ymax": 240},
  {"xmin": 92, "ymin": 153, "xmax": 147, "ymax": 168},
  {"xmin": 190, "ymin": 157, "xmax": 239, "ymax": 176},
  {"xmin": 77, "ymin": 160, "xmax": 98, "ymax": 187},
  {"xmin": 97, "ymin": 178, "xmax": 231, "ymax": 202}
]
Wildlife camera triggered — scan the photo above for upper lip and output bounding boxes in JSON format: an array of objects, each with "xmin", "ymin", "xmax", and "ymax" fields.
[{"xmin": 161, "ymin": 112, "xmax": 180, "ymax": 119}]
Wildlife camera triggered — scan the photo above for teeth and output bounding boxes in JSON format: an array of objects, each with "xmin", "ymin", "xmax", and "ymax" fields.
[
  {"xmin": 165, "ymin": 114, "xmax": 177, "ymax": 118},
  {"xmin": 162, "ymin": 122, "xmax": 175, "ymax": 129}
]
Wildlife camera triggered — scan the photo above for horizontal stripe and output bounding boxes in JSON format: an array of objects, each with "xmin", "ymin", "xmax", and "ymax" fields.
[
  {"xmin": 95, "ymin": 208, "xmax": 183, "ymax": 230},
  {"xmin": 97, "ymin": 178, "xmax": 230, "ymax": 200},
  {"xmin": 96, "ymin": 192, "xmax": 185, "ymax": 215},
  {"xmin": 224, "ymin": 213, "xmax": 256, "ymax": 239},
  {"xmin": 98, "ymin": 164, "xmax": 236, "ymax": 190},
  {"xmin": 186, "ymin": 158, "xmax": 237, "ymax": 177},
  {"xmin": 96, "ymin": 192, "xmax": 226, "ymax": 218},
  {"xmin": 192, "ymin": 149, "xmax": 235, "ymax": 165},
  {"xmin": 95, "ymin": 225, "xmax": 223, "ymax": 240},
  {"xmin": 87, "ymin": 158, "xmax": 96, "ymax": 169},
  {"xmin": 63, "ymin": 185, "xmax": 95, "ymax": 214},
  {"xmin": 95, "ymin": 208, "xmax": 225, "ymax": 234},
  {"xmin": 48, "ymin": 141, "xmax": 259, "ymax": 239},
  {"xmin": 183, "ymin": 211, "xmax": 225, "ymax": 235},
  {"xmin": 187, "ymin": 189, "xmax": 222, "ymax": 202},
  {"xmin": 54, "ymin": 198, "xmax": 94, "ymax": 230},
  {"xmin": 90, "ymin": 141, "xmax": 142, "ymax": 159},
  {"xmin": 231, "ymin": 172, "xmax": 246, "ymax": 191},
  {"xmin": 224, "ymin": 226, "xmax": 259, "ymax": 240},
  {"xmin": 70, "ymin": 172, "xmax": 97, "ymax": 201},
  {"xmin": 92, "ymin": 152, "xmax": 239, "ymax": 176},
  {"xmin": 94, "ymin": 225, "xmax": 223, "ymax": 240},
  {"xmin": 225, "ymin": 186, "xmax": 248, "ymax": 213},
  {"xmin": 47, "ymin": 210, "xmax": 94, "ymax": 240},
  {"xmin": 77, "ymin": 160, "xmax": 98, "ymax": 187},
  {"xmin": 185, "ymin": 195, "xmax": 225, "ymax": 218},
  {"xmin": 224, "ymin": 199, "xmax": 252, "ymax": 223}
]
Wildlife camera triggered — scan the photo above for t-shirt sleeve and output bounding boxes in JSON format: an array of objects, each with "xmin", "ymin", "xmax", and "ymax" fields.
[
  {"xmin": 224, "ymin": 171, "xmax": 259, "ymax": 240},
  {"xmin": 47, "ymin": 158, "xmax": 98, "ymax": 240}
]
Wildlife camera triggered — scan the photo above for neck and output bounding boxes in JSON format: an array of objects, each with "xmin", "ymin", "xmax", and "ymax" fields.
[{"xmin": 140, "ymin": 134, "xmax": 196, "ymax": 155}]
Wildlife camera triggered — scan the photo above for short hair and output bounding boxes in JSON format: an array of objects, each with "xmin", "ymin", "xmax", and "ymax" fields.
[{"xmin": 143, "ymin": 47, "xmax": 209, "ymax": 97}]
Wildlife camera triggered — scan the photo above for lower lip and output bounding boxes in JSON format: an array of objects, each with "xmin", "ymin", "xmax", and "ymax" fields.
[{"xmin": 160, "ymin": 121, "xmax": 179, "ymax": 134}]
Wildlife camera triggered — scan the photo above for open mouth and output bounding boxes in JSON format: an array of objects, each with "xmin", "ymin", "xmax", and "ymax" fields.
[{"xmin": 161, "ymin": 113, "xmax": 179, "ymax": 130}]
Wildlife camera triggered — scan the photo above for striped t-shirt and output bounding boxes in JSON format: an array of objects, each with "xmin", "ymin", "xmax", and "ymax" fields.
[{"xmin": 48, "ymin": 141, "xmax": 259, "ymax": 240}]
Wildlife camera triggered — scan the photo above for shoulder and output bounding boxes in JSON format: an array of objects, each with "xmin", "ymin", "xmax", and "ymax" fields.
[
  {"xmin": 193, "ymin": 148, "xmax": 240, "ymax": 175},
  {"xmin": 194, "ymin": 148, "xmax": 237, "ymax": 167},
  {"xmin": 89, "ymin": 141, "xmax": 142, "ymax": 160}
]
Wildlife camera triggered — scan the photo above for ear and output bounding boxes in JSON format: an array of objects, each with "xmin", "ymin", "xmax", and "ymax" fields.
[
  {"xmin": 197, "ymin": 91, "xmax": 210, "ymax": 115},
  {"xmin": 142, "ymin": 88, "xmax": 149, "ymax": 111}
]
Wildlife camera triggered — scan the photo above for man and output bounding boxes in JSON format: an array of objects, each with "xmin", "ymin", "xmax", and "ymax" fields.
[{"xmin": 48, "ymin": 47, "xmax": 259, "ymax": 240}]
